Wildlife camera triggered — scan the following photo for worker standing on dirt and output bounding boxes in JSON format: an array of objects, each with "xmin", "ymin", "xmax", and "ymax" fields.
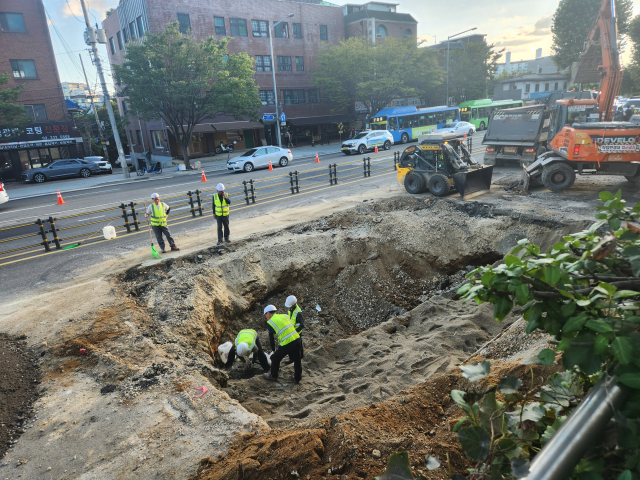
[
  {"xmin": 146, "ymin": 193, "xmax": 180, "ymax": 253},
  {"xmin": 284, "ymin": 295, "xmax": 304, "ymax": 364},
  {"xmin": 213, "ymin": 183, "xmax": 231, "ymax": 245},
  {"xmin": 223, "ymin": 329, "xmax": 270, "ymax": 372},
  {"xmin": 262, "ymin": 305, "xmax": 302, "ymax": 384}
]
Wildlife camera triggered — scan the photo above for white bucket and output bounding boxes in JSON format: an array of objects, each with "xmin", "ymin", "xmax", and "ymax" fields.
[
  {"xmin": 218, "ymin": 341, "xmax": 233, "ymax": 364},
  {"xmin": 103, "ymin": 226, "xmax": 117, "ymax": 240}
]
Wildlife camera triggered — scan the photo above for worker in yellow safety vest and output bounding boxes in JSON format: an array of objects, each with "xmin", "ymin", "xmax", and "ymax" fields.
[
  {"xmin": 223, "ymin": 329, "xmax": 270, "ymax": 372},
  {"xmin": 212, "ymin": 183, "xmax": 230, "ymax": 245},
  {"xmin": 284, "ymin": 295, "xmax": 304, "ymax": 365},
  {"xmin": 262, "ymin": 305, "xmax": 302, "ymax": 384},
  {"xmin": 145, "ymin": 193, "xmax": 180, "ymax": 253}
]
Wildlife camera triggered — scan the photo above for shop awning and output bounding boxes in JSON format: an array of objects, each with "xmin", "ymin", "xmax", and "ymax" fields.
[
  {"xmin": 211, "ymin": 121, "xmax": 264, "ymax": 131},
  {"xmin": 287, "ymin": 115, "xmax": 352, "ymax": 126}
]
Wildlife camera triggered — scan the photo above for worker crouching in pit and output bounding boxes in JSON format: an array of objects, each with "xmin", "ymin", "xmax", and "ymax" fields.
[
  {"xmin": 263, "ymin": 305, "xmax": 302, "ymax": 384},
  {"xmin": 223, "ymin": 329, "xmax": 270, "ymax": 372}
]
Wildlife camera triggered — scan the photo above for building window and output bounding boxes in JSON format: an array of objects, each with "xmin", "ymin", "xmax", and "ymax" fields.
[
  {"xmin": 376, "ymin": 25, "xmax": 387, "ymax": 38},
  {"xmin": 259, "ymin": 90, "xmax": 275, "ymax": 105},
  {"xmin": 129, "ymin": 130, "xmax": 135, "ymax": 145},
  {"xmin": 319, "ymin": 25, "xmax": 328, "ymax": 41},
  {"xmin": 525, "ymin": 84, "xmax": 530, "ymax": 93},
  {"xmin": 537, "ymin": 66, "xmax": 542, "ymax": 74},
  {"xmin": 308, "ymin": 89, "xmax": 318, "ymax": 103},
  {"xmin": 535, "ymin": 84, "xmax": 540, "ymax": 92},
  {"xmin": 230, "ymin": 18, "xmax": 247, "ymax": 36},
  {"xmin": 10, "ymin": 59, "xmax": 37, "ymax": 79},
  {"xmin": 123, "ymin": 27, "xmax": 129, "ymax": 43},
  {"xmin": 151, "ymin": 131, "xmax": 164, "ymax": 149},
  {"xmin": 283, "ymin": 89, "xmax": 304, "ymax": 105},
  {"xmin": 136, "ymin": 130, "xmax": 143, "ymax": 145},
  {"xmin": 23, "ymin": 104, "xmax": 47, "ymax": 121},
  {"xmin": 109, "ymin": 37, "xmax": 116, "ymax": 54},
  {"xmin": 563, "ymin": 82, "xmax": 567, "ymax": 90},
  {"xmin": 116, "ymin": 31, "xmax": 123, "ymax": 49},
  {"xmin": 214, "ymin": 16, "xmax": 226, "ymax": 35},
  {"xmin": 136, "ymin": 16, "xmax": 145, "ymax": 36},
  {"xmin": 252, "ymin": 20, "xmax": 269, "ymax": 37},
  {"xmin": 277, "ymin": 56, "xmax": 292, "ymax": 72},
  {"xmin": 295, "ymin": 56, "xmax": 304, "ymax": 71},
  {"xmin": 255, "ymin": 55, "xmax": 272, "ymax": 72},
  {"xmin": 129, "ymin": 21, "xmax": 137, "ymax": 39},
  {"xmin": 404, "ymin": 29, "xmax": 412, "ymax": 38},
  {"xmin": 544, "ymin": 83, "xmax": 549, "ymax": 92},
  {"xmin": 554, "ymin": 82, "xmax": 559, "ymax": 90},
  {"xmin": 273, "ymin": 22, "xmax": 288, "ymax": 38},
  {"xmin": 324, "ymin": 91, "xmax": 331, "ymax": 102},
  {"xmin": 0, "ymin": 13, "xmax": 26, "ymax": 32},
  {"xmin": 293, "ymin": 23, "xmax": 302, "ymax": 39},
  {"xmin": 512, "ymin": 84, "xmax": 517, "ymax": 90},
  {"xmin": 177, "ymin": 13, "xmax": 190, "ymax": 33}
]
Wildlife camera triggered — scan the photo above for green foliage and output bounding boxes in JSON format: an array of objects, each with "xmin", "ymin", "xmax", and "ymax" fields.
[
  {"xmin": 114, "ymin": 22, "xmax": 261, "ymax": 168},
  {"xmin": 312, "ymin": 37, "xmax": 443, "ymax": 115},
  {"xmin": 372, "ymin": 451, "xmax": 427, "ymax": 480},
  {"xmin": 74, "ymin": 101, "xmax": 130, "ymax": 161},
  {"xmin": 446, "ymin": 42, "xmax": 503, "ymax": 103},
  {"xmin": 0, "ymin": 73, "xmax": 30, "ymax": 133},
  {"xmin": 551, "ymin": 0, "xmax": 634, "ymax": 70}
]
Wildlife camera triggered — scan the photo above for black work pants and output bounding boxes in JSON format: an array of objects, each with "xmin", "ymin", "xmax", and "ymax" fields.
[
  {"xmin": 288, "ymin": 334, "xmax": 304, "ymax": 361},
  {"xmin": 216, "ymin": 215, "xmax": 230, "ymax": 242},
  {"xmin": 225, "ymin": 337, "xmax": 270, "ymax": 371},
  {"xmin": 271, "ymin": 338, "xmax": 302, "ymax": 382},
  {"xmin": 152, "ymin": 225, "xmax": 175, "ymax": 250}
]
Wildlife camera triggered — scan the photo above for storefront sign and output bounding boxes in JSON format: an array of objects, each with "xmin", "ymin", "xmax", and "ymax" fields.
[
  {"xmin": 0, "ymin": 139, "xmax": 75, "ymax": 150},
  {"xmin": 0, "ymin": 121, "xmax": 76, "ymax": 143}
]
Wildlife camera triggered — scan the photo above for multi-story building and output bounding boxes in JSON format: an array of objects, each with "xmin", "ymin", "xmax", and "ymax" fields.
[
  {"xmin": 495, "ymin": 50, "xmax": 559, "ymax": 77},
  {"xmin": 0, "ymin": 0, "xmax": 84, "ymax": 182},
  {"xmin": 103, "ymin": 0, "xmax": 418, "ymax": 163},
  {"xmin": 343, "ymin": 2, "xmax": 417, "ymax": 41},
  {"xmin": 492, "ymin": 73, "xmax": 571, "ymax": 101},
  {"xmin": 61, "ymin": 82, "xmax": 105, "ymax": 110}
]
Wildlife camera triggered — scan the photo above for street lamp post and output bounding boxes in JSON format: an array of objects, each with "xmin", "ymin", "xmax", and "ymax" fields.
[
  {"xmin": 446, "ymin": 27, "xmax": 477, "ymax": 106},
  {"xmin": 269, "ymin": 13, "xmax": 294, "ymax": 148}
]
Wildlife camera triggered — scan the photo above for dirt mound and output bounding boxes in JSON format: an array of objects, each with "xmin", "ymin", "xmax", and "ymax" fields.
[{"xmin": 0, "ymin": 334, "xmax": 40, "ymax": 458}]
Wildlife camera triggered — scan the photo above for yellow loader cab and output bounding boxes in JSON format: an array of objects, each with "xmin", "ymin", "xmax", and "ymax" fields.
[{"xmin": 396, "ymin": 133, "xmax": 494, "ymax": 199}]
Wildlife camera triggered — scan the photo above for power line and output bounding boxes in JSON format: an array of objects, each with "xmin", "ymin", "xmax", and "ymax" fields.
[{"xmin": 65, "ymin": 0, "xmax": 84, "ymax": 23}]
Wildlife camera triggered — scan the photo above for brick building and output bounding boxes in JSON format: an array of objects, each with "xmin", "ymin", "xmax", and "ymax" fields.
[{"xmin": 0, "ymin": 0, "xmax": 84, "ymax": 182}]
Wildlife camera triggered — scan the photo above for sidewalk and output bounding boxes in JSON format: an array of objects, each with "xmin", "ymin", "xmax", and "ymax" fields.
[{"xmin": 5, "ymin": 144, "xmax": 344, "ymax": 201}]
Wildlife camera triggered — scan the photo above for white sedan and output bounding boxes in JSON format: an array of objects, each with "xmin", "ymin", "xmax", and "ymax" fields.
[
  {"xmin": 227, "ymin": 146, "xmax": 293, "ymax": 172},
  {"xmin": 0, "ymin": 183, "xmax": 9, "ymax": 206},
  {"xmin": 84, "ymin": 156, "xmax": 113, "ymax": 174},
  {"xmin": 435, "ymin": 121, "xmax": 475, "ymax": 137}
]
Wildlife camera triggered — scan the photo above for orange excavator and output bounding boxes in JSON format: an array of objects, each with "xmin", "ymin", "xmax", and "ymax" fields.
[{"xmin": 524, "ymin": 0, "xmax": 640, "ymax": 192}]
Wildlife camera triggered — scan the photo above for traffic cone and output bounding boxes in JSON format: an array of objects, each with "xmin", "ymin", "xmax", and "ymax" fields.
[
  {"xmin": 56, "ymin": 190, "xmax": 66, "ymax": 205},
  {"xmin": 201, "ymin": 169, "xmax": 208, "ymax": 182},
  {"xmin": 464, "ymin": 132, "xmax": 467, "ymax": 138},
  {"xmin": 315, "ymin": 153, "xmax": 320, "ymax": 163},
  {"xmin": 268, "ymin": 159, "xmax": 273, "ymax": 171},
  {"xmin": 374, "ymin": 146, "xmax": 379, "ymax": 153}
]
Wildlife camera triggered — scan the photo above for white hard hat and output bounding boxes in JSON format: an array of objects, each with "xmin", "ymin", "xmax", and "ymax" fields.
[
  {"xmin": 151, "ymin": 192, "xmax": 159, "ymax": 199},
  {"xmin": 236, "ymin": 342, "xmax": 249, "ymax": 357},
  {"xmin": 216, "ymin": 183, "xmax": 225, "ymax": 191},
  {"xmin": 263, "ymin": 305, "xmax": 277, "ymax": 315},
  {"xmin": 285, "ymin": 295, "xmax": 297, "ymax": 308}
]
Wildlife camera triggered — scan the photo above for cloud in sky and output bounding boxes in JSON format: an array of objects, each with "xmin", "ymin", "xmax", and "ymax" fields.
[{"xmin": 490, "ymin": 14, "xmax": 553, "ymax": 61}]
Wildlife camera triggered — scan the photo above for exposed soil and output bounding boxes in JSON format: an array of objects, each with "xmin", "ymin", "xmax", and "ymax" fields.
[{"xmin": 0, "ymin": 334, "xmax": 40, "ymax": 459}]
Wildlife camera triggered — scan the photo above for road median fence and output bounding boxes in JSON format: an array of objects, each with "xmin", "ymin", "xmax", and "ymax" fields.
[{"xmin": 0, "ymin": 153, "xmax": 400, "ymax": 266}]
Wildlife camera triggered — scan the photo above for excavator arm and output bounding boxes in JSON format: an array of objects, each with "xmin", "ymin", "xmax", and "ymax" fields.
[{"xmin": 570, "ymin": 0, "xmax": 622, "ymax": 121}]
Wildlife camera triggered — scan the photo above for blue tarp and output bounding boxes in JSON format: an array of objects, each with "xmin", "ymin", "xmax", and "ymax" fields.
[{"xmin": 66, "ymin": 99, "xmax": 82, "ymax": 109}]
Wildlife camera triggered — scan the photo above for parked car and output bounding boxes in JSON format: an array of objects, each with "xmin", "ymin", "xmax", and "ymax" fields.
[
  {"xmin": 341, "ymin": 130, "xmax": 393, "ymax": 155},
  {"xmin": 227, "ymin": 146, "xmax": 292, "ymax": 172},
  {"xmin": 0, "ymin": 183, "xmax": 8, "ymax": 205},
  {"xmin": 114, "ymin": 154, "xmax": 132, "ymax": 166},
  {"xmin": 21, "ymin": 159, "xmax": 101, "ymax": 183},
  {"xmin": 84, "ymin": 156, "xmax": 113, "ymax": 174},
  {"xmin": 435, "ymin": 121, "xmax": 475, "ymax": 137}
]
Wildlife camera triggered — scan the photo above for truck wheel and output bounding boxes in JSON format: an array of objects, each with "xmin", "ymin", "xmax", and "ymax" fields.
[
  {"xmin": 428, "ymin": 174, "xmax": 450, "ymax": 197},
  {"xmin": 541, "ymin": 162, "xmax": 576, "ymax": 192},
  {"xmin": 404, "ymin": 173, "xmax": 426, "ymax": 194}
]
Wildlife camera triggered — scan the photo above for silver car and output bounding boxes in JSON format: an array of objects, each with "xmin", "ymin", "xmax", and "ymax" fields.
[
  {"xmin": 227, "ymin": 146, "xmax": 293, "ymax": 172},
  {"xmin": 21, "ymin": 159, "xmax": 101, "ymax": 183},
  {"xmin": 341, "ymin": 130, "xmax": 394, "ymax": 155},
  {"xmin": 84, "ymin": 156, "xmax": 113, "ymax": 174},
  {"xmin": 435, "ymin": 121, "xmax": 475, "ymax": 137}
]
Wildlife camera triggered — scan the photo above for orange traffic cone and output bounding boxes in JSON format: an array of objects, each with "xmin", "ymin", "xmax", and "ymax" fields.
[
  {"xmin": 201, "ymin": 169, "xmax": 208, "ymax": 182},
  {"xmin": 463, "ymin": 132, "xmax": 467, "ymax": 138},
  {"xmin": 315, "ymin": 153, "xmax": 320, "ymax": 163},
  {"xmin": 268, "ymin": 159, "xmax": 273, "ymax": 171},
  {"xmin": 56, "ymin": 190, "xmax": 66, "ymax": 205},
  {"xmin": 374, "ymin": 146, "xmax": 379, "ymax": 153}
]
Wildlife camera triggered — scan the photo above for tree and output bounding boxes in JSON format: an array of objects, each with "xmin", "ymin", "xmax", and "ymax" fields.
[
  {"xmin": 0, "ymin": 73, "xmax": 30, "ymax": 132},
  {"xmin": 447, "ymin": 42, "xmax": 503, "ymax": 103},
  {"xmin": 551, "ymin": 0, "xmax": 634, "ymax": 71},
  {"xmin": 74, "ymin": 101, "xmax": 130, "ymax": 162},
  {"xmin": 114, "ymin": 23, "xmax": 261, "ymax": 169},
  {"xmin": 312, "ymin": 37, "xmax": 441, "ymax": 115}
]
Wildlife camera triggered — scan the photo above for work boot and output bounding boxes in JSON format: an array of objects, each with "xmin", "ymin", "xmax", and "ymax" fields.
[
  {"xmin": 291, "ymin": 373, "xmax": 300, "ymax": 384},
  {"xmin": 224, "ymin": 238, "xmax": 230, "ymax": 243},
  {"xmin": 217, "ymin": 241, "xmax": 223, "ymax": 246},
  {"xmin": 171, "ymin": 245, "xmax": 180, "ymax": 251},
  {"xmin": 263, "ymin": 373, "xmax": 277, "ymax": 382},
  {"xmin": 160, "ymin": 248, "xmax": 166, "ymax": 253}
]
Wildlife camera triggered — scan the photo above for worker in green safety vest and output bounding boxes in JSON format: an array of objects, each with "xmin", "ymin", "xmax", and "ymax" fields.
[
  {"xmin": 212, "ymin": 183, "xmax": 230, "ymax": 245},
  {"xmin": 284, "ymin": 295, "xmax": 304, "ymax": 365},
  {"xmin": 145, "ymin": 192, "xmax": 180, "ymax": 253},
  {"xmin": 223, "ymin": 329, "xmax": 270, "ymax": 372},
  {"xmin": 262, "ymin": 305, "xmax": 302, "ymax": 384}
]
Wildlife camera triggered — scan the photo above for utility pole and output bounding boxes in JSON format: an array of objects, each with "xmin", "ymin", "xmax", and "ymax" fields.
[
  {"xmin": 79, "ymin": 54, "xmax": 109, "ymax": 163},
  {"xmin": 79, "ymin": 0, "xmax": 129, "ymax": 178}
]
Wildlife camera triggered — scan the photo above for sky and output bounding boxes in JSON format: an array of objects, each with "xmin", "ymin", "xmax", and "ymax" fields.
[{"xmin": 44, "ymin": 0, "xmax": 640, "ymax": 94}]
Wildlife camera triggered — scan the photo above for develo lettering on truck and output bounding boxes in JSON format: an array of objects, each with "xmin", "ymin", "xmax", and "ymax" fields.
[{"xmin": 588, "ymin": 135, "xmax": 640, "ymax": 153}]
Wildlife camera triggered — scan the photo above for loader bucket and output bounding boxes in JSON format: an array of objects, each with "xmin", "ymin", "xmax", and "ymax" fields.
[
  {"xmin": 397, "ymin": 166, "xmax": 411, "ymax": 187},
  {"xmin": 452, "ymin": 166, "xmax": 494, "ymax": 200}
]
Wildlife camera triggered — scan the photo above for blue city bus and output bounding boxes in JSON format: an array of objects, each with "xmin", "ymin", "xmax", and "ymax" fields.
[{"xmin": 370, "ymin": 106, "xmax": 460, "ymax": 143}]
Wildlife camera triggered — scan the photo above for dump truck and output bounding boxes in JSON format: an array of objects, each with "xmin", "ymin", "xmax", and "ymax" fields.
[{"xmin": 397, "ymin": 133, "xmax": 493, "ymax": 199}]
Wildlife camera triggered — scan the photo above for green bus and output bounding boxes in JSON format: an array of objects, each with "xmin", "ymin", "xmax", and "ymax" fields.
[{"xmin": 458, "ymin": 99, "xmax": 524, "ymax": 131}]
